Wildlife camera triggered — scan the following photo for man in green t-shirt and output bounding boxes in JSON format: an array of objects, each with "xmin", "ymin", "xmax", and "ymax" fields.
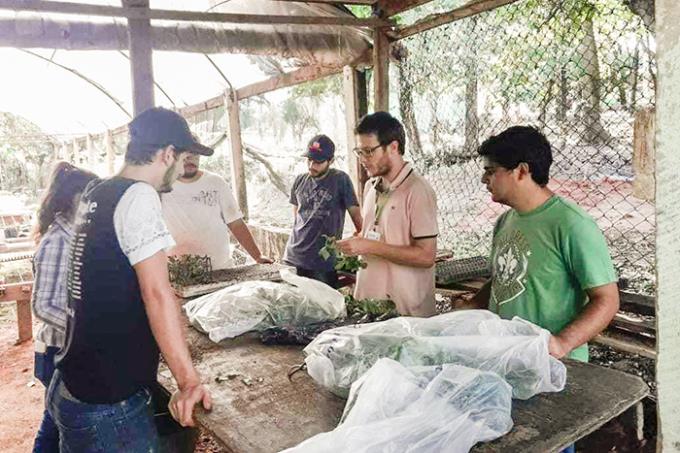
[{"xmin": 467, "ymin": 126, "xmax": 619, "ymax": 362}]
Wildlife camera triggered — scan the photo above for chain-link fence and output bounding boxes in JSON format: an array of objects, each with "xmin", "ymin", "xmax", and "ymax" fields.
[{"xmin": 395, "ymin": 0, "xmax": 656, "ymax": 294}]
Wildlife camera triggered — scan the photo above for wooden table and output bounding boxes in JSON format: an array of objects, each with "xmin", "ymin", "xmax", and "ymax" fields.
[{"xmin": 158, "ymin": 313, "xmax": 649, "ymax": 453}]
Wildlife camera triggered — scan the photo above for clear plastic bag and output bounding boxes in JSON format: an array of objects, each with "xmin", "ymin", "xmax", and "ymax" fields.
[
  {"xmin": 184, "ymin": 269, "xmax": 345, "ymax": 342},
  {"xmin": 304, "ymin": 310, "xmax": 566, "ymax": 399},
  {"xmin": 281, "ymin": 358, "xmax": 513, "ymax": 453}
]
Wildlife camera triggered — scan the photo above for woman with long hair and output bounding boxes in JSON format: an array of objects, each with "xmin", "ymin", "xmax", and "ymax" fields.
[{"xmin": 31, "ymin": 161, "xmax": 98, "ymax": 452}]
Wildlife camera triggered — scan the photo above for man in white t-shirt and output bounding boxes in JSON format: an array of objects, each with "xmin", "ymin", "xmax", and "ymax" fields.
[{"xmin": 161, "ymin": 153, "xmax": 271, "ymax": 269}]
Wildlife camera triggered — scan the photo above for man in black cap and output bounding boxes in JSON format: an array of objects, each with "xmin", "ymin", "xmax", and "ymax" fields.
[
  {"xmin": 48, "ymin": 107, "xmax": 213, "ymax": 451},
  {"xmin": 283, "ymin": 134, "xmax": 362, "ymax": 287}
]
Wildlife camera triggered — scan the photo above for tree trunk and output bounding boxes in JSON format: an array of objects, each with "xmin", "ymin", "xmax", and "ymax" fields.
[
  {"xmin": 396, "ymin": 50, "xmax": 423, "ymax": 159},
  {"xmin": 557, "ymin": 66, "xmax": 568, "ymax": 122},
  {"xmin": 580, "ymin": 14, "xmax": 611, "ymax": 145},
  {"xmin": 463, "ymin": 17, "xmax": 479, "ymax": 157},
  {"xmin": 630, "ymin": 39, "xmax": 640, "ymax": 112}
]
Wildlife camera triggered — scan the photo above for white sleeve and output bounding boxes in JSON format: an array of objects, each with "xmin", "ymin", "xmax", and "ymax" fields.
[
  {"xmin": 114, "ymin": 183, "xmax": 176, "ymax": 266},
  {"xmin": 218, "ymin": 176, "xmax": 243, "ymax": 224}
]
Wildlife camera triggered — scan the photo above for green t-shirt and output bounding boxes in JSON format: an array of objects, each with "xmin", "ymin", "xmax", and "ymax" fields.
[{"xmin": 489, "ymin": 196, "xmax": 617, "ymax": 362}]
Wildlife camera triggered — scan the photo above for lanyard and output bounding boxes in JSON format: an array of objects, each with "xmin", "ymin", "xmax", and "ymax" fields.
[{"xmin": 373, "ymin": 189, "xmax": 391, "ymax": 228}]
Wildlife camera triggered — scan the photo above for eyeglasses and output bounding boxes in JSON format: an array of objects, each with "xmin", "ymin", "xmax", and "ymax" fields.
[
  {"xmin": 482, "ymin": 166, "xmax": 510, "ymax": 177},
  {"xmin": 352, "ymin": 144, "xmax": 383, "ymax": 158}
]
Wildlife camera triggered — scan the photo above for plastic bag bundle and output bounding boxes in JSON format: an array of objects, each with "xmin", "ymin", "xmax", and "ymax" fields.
[
  {"xmin": 282, "ymin": 358, "xmax": 513, "ymax": 453},
  {"xmin": 184, "ymin": 269, "xmax": 345, "ymax": 342},
  {"xmin": 304, "ymin": 310, "xmax": 566, "ymax": 399}
]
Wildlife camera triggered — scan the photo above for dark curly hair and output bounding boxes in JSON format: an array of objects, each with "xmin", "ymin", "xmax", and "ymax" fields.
[{"xmin": 478, "ymin": 125, "xmax": 553, "ymax": 186}]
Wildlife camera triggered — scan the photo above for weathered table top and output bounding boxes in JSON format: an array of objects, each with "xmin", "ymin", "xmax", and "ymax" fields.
[{"xmin": 159, "ymin": 316, "xmax": 649, "ymax": 453}]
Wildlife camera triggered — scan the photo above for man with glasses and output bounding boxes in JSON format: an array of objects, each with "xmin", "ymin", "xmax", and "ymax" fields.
[
  {"xmin": 466, "ymin": 125, "xmax": 619, "ymax": 365},
  {"xmin": 337, "ymin": 112, "xmax": 439, "ymax": 317},
  {"xmin": 283, "ymin": 134, "xmax": 362, "ymax": 288}
]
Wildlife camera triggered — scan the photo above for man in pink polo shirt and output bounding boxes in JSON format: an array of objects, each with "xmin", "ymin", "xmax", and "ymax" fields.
[{"xmin": 337, "ymin": 112, "xmax": 439, "ymax": 317}]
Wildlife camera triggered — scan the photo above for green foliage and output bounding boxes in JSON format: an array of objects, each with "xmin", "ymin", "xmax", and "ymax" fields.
[
  {"xmin": 345, "ymin": 295, "xmax": 398, "ymax": 322},
  {"xmin": 167, "ymin": 254, "xmax": 213, "ymax": 287},
  {"xmin": 0, "ymin": 112, "xmax": 56, "ymax": 194},
  {"xmin": 319, "ymin": 235, "xmax": 367, "ymax": 273}
]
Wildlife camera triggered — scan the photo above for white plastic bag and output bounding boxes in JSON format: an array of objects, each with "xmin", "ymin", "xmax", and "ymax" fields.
[
  {"xmin": 304, "ymin": 310, "xmax": 566, "ymax": 399},
  {"xmin": 281, "ymin": 358, "xmax": 513, "ymax": 453},
  {"xmin": 184, "ymin": 269, "xmax": 345, "ymax": 342}
]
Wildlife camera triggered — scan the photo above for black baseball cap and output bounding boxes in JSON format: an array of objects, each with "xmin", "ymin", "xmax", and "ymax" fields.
[
  {"xmin": 302, "ymin": 134, "xmax": 335, "ymax": 162},
  {"xmin": 128, "ymin": 107, "xmax": 214, "ymax": 156}
]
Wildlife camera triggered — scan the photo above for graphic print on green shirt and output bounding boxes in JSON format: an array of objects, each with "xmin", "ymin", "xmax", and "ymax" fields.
[{"xmin": 489, "ymin": 196, "xmax": 617, "ymax": 362}]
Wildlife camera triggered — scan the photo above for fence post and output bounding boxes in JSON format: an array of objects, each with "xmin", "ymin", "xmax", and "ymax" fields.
[
  {"xmin": 225, "ymin": 89, "xmax": 248, "ymax": 221},
  {"xmin": 654, "ymin": 0, "xmax": 680, "ymax": 449},
  {"xmin": 343, "ymin": 66, "xmax": 370, "ymax": 205},
  {"xmin": 632, "ymin": 107, "xmax": 655, "ymax": 201}
]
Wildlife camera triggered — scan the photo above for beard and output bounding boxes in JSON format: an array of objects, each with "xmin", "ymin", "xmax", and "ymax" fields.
[
  {"xmin": 159, "ymin": 159, "xmax": 179, "ymax": 193},
  {"xmin": 183, "ymin": 163, "xmax": 198, "ymax": 179}
]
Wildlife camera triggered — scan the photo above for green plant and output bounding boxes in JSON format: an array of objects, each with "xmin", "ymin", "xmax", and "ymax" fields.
[
  {"xmin": 167, "ymin": 254, "xmax": 213, "ymax": 287},
  {"xmin": 345, "ymin": 295, "xmax": 398, "ymax": 322},
  {"xmin": 319, "ymin": 235, "xmax": 367, "ymax": 273}
]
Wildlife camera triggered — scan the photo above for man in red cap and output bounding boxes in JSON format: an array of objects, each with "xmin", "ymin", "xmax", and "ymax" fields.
[{"xmin": 283, "ymin": 134, "xmax": 362, "ymax": 287}]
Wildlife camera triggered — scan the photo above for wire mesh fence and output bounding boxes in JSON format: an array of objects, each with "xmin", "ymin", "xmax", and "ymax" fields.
[{"xmin": 394, "ymin": 0, "xmax": 656, "ymax": 294}]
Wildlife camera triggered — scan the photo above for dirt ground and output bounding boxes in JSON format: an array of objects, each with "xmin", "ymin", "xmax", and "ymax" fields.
[{"xmin": 0, "ymin": 304, "xmax": 43, "ymax": 453}]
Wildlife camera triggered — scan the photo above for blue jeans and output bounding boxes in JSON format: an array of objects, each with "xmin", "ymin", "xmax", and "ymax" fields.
[
  {"xmin": 296, "ymin": 267, "xmax": 339, "ymax": 288},
  {"xmin": 562, "ymin": 445, "xmax": 575, "ymax": 453},
  {"xmin": 33, "ymin": 347, "xmax": 60, "ymax": 453},
  {"xmin": 47, "ymin": 370, "xmax": 159, "ymax": 452}
]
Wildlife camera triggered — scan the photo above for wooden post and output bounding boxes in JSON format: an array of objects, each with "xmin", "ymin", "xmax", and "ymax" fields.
[
  {"xmin": 71, "ymin": 138, "xmax": 79, "ymax": 164},
  {"xmin": 655, "ymin": 0, "xmax": 680, "ymax": 450},
  {"xmin": 59, "ymin": 143, "xmax": 68, "ymax": 160},
  {"xmin": 343, "ymin": 66, "xmax": 370, "ymax": 204},
  {"xmin": 86, "ymin": 133, "xmax": 95, "ymax": 169},
  {"xmin": 373, "ymin": 28, "xmax": 390, "ymax": 112},
  {"xmin": 225, "ymin": 89, "xmax": 248, "ymax": 221},
  {"xmin": 123, "ymin": 0, "xmax": 154, "ymax": 115},
  {"xmin": 632, "ymin": 108, "xmax": 655, "ymax": 201},
  {"xmin": 105, "ymin": 129, "xmax": 115, "ymax": 175}
]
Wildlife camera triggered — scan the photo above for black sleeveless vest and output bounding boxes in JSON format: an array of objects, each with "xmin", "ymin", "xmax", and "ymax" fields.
[{"xmin": 56, "ymin": 177, "xmax": 160, "ymax": 404}]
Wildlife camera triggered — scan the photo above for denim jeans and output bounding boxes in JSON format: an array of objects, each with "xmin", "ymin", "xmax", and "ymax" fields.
[
  {"xmin": 296, "ymin": 267, "xmax": 339, "ymax": 288},
  {"xmin": 33, "ymin": 346, "xmax": 60, "ymax": 453},
  {"xmin": 47, "ymin": 370, "xmax": 159, "ymax": 453}
]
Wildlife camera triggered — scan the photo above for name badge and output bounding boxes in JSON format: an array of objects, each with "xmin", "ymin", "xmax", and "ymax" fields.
[{"xmin": 366, "ymin": 230, "xmax": 381, "ymax": 241}]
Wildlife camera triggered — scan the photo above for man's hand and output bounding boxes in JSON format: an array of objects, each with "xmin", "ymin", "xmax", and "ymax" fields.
[
  {"xmin": 169, "ymin": 383, "xmax": 213, "ymax": 427},
  {"xmin": 548, "ymin": 334, "xmax": 571, "ymax": 359},
  {"xmin": 337, "ymin": 237, "xmax": 374, "ymax": 256},
  {"xmin": 255, "ymin": 255, "xmax": 274, "ymax": 264}
]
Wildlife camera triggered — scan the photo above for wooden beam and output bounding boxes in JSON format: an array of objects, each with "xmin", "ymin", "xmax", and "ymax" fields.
[
  {"xmin": 123, "ymin": 0, "xmax": 154, "ymax": 115},
  {"xmin": 0, "ymin": 19, "xmax": 370, "ymax": 67},
  {"xmin": 379, "ymin": 0, "xmax": 432, "ymax": 17},
  {"xmin": 225, "ymin": 90, "xmax": 248, "ymax": 221},
  {"xmin": 271, "ymin": 0, "xmax": 376, "ymax": 4},
  {"xmin": 593, "ymin": 331, "xmax": 656, "ymax": 360},
  {"xmin": 655, "ymin": 0, "xmax": 680, "ymax": 449},
  {"xmin": 236, "ymin": 64, "xmax": 346, "ymax": 100},
  {"xmin": 373, "ymin": 28, "xmax": 390, "ymax": 111},
  {"xmin": 395, "ymin": 0, "xmax": 520, "ymax": 40},
  {"xmin": 342, "ymin": 66, "xmax": 369, "ymax": 204},
  {"xmin": 0, "ymin": 0, "xmax": 390, "ymax": 27}
]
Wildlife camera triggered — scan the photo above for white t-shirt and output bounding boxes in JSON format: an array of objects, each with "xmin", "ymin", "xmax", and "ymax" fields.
[
  {"xmin": 114, "ymin": 182, "xmax": 175, "ymax": 266},
  {"xmin": 160, "ymin": 171, "xmax": 242, "ymax": 270}
]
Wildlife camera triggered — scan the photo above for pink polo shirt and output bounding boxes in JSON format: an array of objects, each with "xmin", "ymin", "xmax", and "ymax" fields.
[{"xmin": 354, "ymin": 162, "xmax": 439, "ymax": 317}]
